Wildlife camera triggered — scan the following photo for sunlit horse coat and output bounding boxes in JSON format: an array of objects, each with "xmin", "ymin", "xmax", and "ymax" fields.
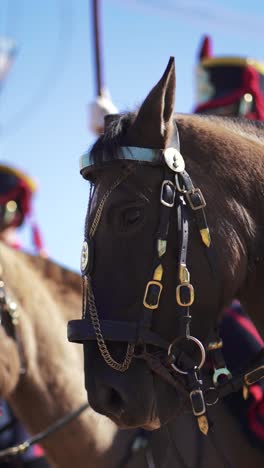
[{"xmin": 194, "ymin": 35, "xmax": 264, "ymax": 447}]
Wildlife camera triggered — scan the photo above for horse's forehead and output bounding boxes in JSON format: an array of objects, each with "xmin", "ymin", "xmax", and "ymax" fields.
[
  {"xmin": 89, "ymin": 166, "xmax": 127, "ymax": 213},
  {"xmin": 93, "ymin": 166, "xmax": 127, "ymax": 192},
  {"xmin": 90, "ymin": 164, "xmax": 161, "ymax": 212},
  {"xmin": 95, "ymin": 164, "xmax": 161, "ymax": 191}
]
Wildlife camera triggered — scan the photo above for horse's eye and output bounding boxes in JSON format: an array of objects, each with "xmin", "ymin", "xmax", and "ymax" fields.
[{"xmin": 122, "ymin": 207, "xmax": 142, "ymax": 226}]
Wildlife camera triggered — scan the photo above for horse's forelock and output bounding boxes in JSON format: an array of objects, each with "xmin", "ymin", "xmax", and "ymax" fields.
[{"xmin": 90, "ymin": 113, "xmax": 136, "ymax": 164}]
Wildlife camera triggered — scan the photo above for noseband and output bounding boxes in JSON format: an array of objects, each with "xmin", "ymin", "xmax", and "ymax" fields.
[{"xmin": 68, "ymin": 122, "xmax": 264, "ymax": 435}]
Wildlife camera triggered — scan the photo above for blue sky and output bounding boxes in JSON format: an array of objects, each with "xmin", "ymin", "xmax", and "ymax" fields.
[{"xmin": 1, "ymin": 0, "xmax": 264, "ymax": 271}]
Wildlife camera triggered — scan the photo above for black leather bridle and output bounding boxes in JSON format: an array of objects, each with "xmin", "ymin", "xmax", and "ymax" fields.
[{"xmin": 68, "ymin": 122, "xmax": 264, "ymax": 437}]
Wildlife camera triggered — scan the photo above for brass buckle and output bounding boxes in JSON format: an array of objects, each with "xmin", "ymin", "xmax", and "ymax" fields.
[
  {"xmin": 160, "ymin": 180, "xmax": 175, "ymax": 207},
  {"xmin": 176, "ymin": 283, "xmax": 194, "ymax": 306},
  {"xmin": 190, "ymin": 389, "xmax": 206, "ymax": 416},
  {"xmin": 143, "ymin": 281, "xmax": 163, "ymax": 310},
  {"xmin": 244, "ymin": 365, "xmax": 264, "ymax": 386},
  {"xmin": 186, "ymin": 188, "xmax": 206, "ymax": 210}
]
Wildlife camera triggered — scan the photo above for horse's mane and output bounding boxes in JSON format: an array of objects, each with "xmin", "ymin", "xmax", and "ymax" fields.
[
  {"xmin": 89, "ymin": 113, "xmax": 264, "ymax": 166},
  {"xmin": 0, "ymin": 242, "xmax": 82, "ymax": 322},
  {"xmin": 198, "ymin": 115, "xmax": 264, "ymax": 147}
]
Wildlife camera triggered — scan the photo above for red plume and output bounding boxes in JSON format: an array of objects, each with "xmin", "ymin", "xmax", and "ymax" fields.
[
  {"xmin": 31, "ymin": 222, "xmax": 48, "ymax": 257},
  {"xmin": 199, "ymin": 35, "xmax": 212, "ymax": 60}
]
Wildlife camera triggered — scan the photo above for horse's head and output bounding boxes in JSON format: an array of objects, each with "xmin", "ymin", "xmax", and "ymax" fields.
[{"xmin": 68, "ymin": 59, "xmax": 246, "ymax": 430}]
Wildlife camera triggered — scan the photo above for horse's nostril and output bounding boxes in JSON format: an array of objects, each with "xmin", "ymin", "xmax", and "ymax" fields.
[
  {"xmin": 107, "ymin": 387, "xmax": 125, "ymax": 416},
  {"xmin": 92, "ymin": 382, "xmax": 126, "ymax": 419}
]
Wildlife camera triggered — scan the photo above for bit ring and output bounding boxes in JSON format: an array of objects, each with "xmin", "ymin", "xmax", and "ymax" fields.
[{"xmin": 168, "ymin": 335, "xmax": 206, "ymax": 375}]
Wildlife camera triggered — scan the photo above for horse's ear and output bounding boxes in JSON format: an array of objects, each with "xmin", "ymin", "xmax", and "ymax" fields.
[
  {"xmin": 125, "ymin": 57, "xmax": 176, "ymax": 148},
  {"xmin": 199, "ymin": 35, "xmax": 212, "ymax": 60}
]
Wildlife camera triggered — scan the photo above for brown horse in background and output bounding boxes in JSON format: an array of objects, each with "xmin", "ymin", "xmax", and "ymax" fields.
[
  {"xmin": 69, "ymin": 58, "xmax": 264, "ymax": 467},
  {"xmin": 0, "ymin": 241, "xmax": 140, "ymax": 468}
]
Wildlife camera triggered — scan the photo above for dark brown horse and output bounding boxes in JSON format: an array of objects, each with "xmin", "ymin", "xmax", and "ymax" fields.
[
  {"xmin": 2, "ymin": 241, "xmax": 241, "ymax": 468},
  {"xmin": 68, "ymin": 58, "xmax": 264, "ymax": 466}
]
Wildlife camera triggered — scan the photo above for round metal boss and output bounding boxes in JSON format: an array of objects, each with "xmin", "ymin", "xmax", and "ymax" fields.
[
  {"xmin": 168, "ymin": 335, "xmax": 206, "ymax": 375},
  {"xmin": 163, "ymin": 147, "xmax": 185, "ymax": 173},
  {"xmin": 80, "ymin": 240, "xmax": 89, "ymax": 273}
]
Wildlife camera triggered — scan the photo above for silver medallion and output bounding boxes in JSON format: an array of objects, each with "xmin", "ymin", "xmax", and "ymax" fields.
[
  {"xmin": 80, "ymin": 240, "xmax": 89, "ymax": 273},
  {"xmin": 163, "ymin": 147, "xmax": 185, "ymax": 173}
]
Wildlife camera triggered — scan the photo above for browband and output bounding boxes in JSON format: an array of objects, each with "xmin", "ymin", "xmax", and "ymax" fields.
[
  {"xmin": 80, "ymin": 121, "xmax": 181, "ymax": 177},
  {"xmin": 79, "ymin": 147, "xmax": 163, "ymax": 174}
]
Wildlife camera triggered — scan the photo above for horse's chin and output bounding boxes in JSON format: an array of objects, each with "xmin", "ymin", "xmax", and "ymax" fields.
[
  {"xmin": 111, "ymin": 416, "xmax": 161, "ymax": 430},
  {"xmin": 107, "ymin": 398, "xmax": 161, "ymax": 430}
]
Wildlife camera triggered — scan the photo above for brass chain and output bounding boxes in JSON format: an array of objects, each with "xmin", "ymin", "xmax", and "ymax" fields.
[
  {"xmin": 86, "ymin": 166, "xmax": 136, "ymax": 371},
  {"xmin": 87, "ymin": 280, "xmax": 135, "ymax": 372}
]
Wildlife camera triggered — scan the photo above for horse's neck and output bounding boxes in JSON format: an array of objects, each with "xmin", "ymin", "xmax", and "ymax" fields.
[
  {"xmin": 0, "ymin": 243, "xmax": 120, "ymax": 468},
  {"xmin": 161, "ymin": 402, "xmax": 264, "ymax": 468},
  {"xmin": 177, "ymin": 115, "xmax": 264, "ymax": 332}
]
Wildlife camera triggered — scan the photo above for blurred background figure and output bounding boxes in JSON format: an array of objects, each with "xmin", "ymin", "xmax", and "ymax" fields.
[
  {"xmin": 89, "ymin": 0, "xmax": 118, "ymax": 136},
  {"xmin": 194, "ymin": 35, "xmax": 264, "ymax": 449},
  {"xmin": 89, "ymin": 88, "xmax": 118, "ymax": 135},
  {"xmin": 0, "ymin": 163, "xmax": 50, "ymax": 467},
  {"xmin": 0, "ymin": 163, "xmax": 46, "ymax": 256},
  {"xmin": 0, "ymin": 37, "xmax": 17, "ymax": 93},
  {"xmin": 194, "ymin": 34, "xmax": 264, "ymax": 119}
]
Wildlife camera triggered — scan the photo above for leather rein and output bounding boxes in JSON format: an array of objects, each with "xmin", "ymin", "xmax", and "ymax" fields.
[{"xmin": 68, "ymin": 122, "xmax": 264, "ymax": 437}]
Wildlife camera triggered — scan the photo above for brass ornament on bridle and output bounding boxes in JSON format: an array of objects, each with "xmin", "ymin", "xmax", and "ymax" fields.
[{"xmin": 80, "ymin": 241, "xmax": 89, "ymax": 274}]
